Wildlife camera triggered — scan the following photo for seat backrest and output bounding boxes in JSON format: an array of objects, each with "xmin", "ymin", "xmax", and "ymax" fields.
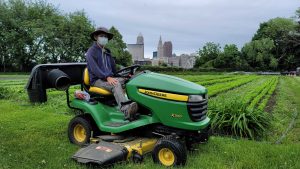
[
  {"xmin": 82, "ymin": 67, "xmax": 112, "ymax": 96},
  {"xmin": 83, "ymin": 68, "xmax": 90, "ymax": 86}
]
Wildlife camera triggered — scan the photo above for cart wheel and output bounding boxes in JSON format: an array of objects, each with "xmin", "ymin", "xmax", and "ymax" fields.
[
  {"xmin": 132, "ymin": 151, "xmax": 143, "ymax": 163},
  {"xmin": 68, "ymin": 116, "xmax": 92, "ymax": 146},
  {"xmin": 152, "ymin": 136, "xmax": 187, "ymax": 167}
]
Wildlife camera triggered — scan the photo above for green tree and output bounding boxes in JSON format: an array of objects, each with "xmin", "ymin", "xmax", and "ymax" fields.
[
  {"xmin": 252, "ymin": 18, "xmax": 296, "ymax": 41},
  {"xmin": 0, "ymin": 1, "xmax": 10, "ymax": 71},
  {"xmin": 0, "ymin": 0, "xmax": 94, "ymax": 71},
  {"xmin": 0, "ymin": 0, "xmax": 40, "ymax": 71},
  {"xmin": 214, "ymin": 44, "xmax": 241, "ymax": 69},
  {"xmin": 281, "ymin": 13, "xmax": 300, "ymax": 70},
  {"xmin": 242, "ymin": 38, "xmax": 276, "ymax": 70},
  {"xmin": 195, "ymin": 42, "xmax": 221, "ymax": 68},
  {"xmin": 106, "ymin": 26, "xmax": 132, "ymax": 66},
  {"xmin": 252, "ymin": 17, "xmax": 297, "ymax": 69},
  {"xmin": 276, "ymin": 8, "xmax": 300, "ymax": 70},
  {"xmin": 294, "ymin": 8, "xmax": 300, "ymax": 67}
]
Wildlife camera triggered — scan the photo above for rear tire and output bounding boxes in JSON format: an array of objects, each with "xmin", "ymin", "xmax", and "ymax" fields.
[
  {"xmin": 152, "ymin": 135, "xmax": 187, "ymax": 167},
  {"xmin": 68, "ymin": 116, "xmax": 92, "ymax": 146}
]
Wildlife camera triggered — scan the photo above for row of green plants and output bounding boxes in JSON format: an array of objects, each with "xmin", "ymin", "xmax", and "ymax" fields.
[
  {"xmin": 207, "ymin": 75, "xmax": 259, "ymax": 96},
  {"xmin": 208, "ymin": 99, "xmax": 271, "ymax": 140},
  {"xmin": 207, "ymin": 76, "xmax": 278, "ymax": 140},
  {"xmin": 257, "ymin": 78, "xmax": 278, "ymax": 110},
  {"xmin": 241, "ymin": 77, "xmax": 276, "ymax": 105},
  {"xmin": 196, "ymin": 75, "xmax": 247, "ymax": 86},
  {"xmin": 248, "ymin": 77, "xmax": 278, "ymax": 109}
]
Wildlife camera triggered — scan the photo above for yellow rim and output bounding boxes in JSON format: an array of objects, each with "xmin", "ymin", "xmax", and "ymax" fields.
[
  {"xmin": 73, "ymin": 124, "xmax": 86, "ymax": 143},
  {"xmin": 158, "ymin": 148, "xmax": 175, "ymax": 166}
]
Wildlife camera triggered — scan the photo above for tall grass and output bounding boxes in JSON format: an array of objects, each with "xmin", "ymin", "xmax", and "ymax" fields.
[{"xmin": 208, "ymin": 99, "xmax": 271, "ymax": 140}]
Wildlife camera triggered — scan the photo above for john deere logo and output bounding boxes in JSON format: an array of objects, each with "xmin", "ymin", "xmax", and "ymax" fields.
[
  {"xmin": 171, "ymin": 114, "xmax": 182, "ymax": 118},
  {"xmin": 138, "ymin": 89, "xmax": 189, "ymax": 102},
  {"xmin": 144, "ymin": 90, "xmax": 167, "ymax": 98}
]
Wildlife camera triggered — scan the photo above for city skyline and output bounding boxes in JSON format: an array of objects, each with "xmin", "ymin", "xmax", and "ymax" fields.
[
  {"xmin": 46, "ymin": 0, "xmax": 298, "ymax": 58},
  {"xmin": 128, "ymin": 34, "xmax": 174, "ymax": 61}
]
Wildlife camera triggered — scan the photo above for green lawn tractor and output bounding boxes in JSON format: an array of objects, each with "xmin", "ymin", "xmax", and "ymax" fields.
[{"xmin": 26, "ymin": 64, "xmax": 210, "ymax": 167}]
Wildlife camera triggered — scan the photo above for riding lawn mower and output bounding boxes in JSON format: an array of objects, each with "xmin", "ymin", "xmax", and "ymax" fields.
[{"xmin": 26, "ymin": 63, "xmax": 210, "ymax": 167}]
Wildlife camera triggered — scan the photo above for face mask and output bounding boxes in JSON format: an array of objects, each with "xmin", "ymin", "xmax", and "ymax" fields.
[{"xmin": 97, "ymin": 36, "xmax": 108, "ymax": 46}]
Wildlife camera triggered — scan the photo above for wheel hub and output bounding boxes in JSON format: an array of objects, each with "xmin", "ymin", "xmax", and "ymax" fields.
[
  {"xmin": 74, "ymin": 124, "xmax": 86, "ymax": 142},
  {"xmin": 158, "ymin": 148, "xmax": 175, "ymax": 166}
]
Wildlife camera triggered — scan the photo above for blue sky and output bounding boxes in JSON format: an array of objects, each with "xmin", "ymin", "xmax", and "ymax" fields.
[{"xmin": 47, "ymin": 0, "xmax": 299, "ymax": 58}]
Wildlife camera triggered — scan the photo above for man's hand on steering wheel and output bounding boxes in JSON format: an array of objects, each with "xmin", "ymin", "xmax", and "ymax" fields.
[{"xmin": 114, "ymin": 65, "xmax": 141, "ymax": 78}]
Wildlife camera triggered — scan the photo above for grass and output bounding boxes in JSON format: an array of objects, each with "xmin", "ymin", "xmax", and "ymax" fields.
[
  {"xmin": 0, "ymin": 100, "xmax": 80, "ymax": 169},
  {"xmin": 266, "ymin": 77, "xmax": 300, "ymax": 143},
  {"xmin": 0, "ymin": 74, "xmax": 300, "ymax": 168}
]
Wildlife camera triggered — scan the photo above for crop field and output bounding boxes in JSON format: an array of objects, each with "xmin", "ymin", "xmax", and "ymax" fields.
[{"xmin": 1, "ymin": 73, "xmax": 300, "ymax": 168}]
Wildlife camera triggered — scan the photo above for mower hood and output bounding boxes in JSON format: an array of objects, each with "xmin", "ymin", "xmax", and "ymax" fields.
[{"xmin": 127, "ymin": 72, "xmax": 207, "ymax": 95}]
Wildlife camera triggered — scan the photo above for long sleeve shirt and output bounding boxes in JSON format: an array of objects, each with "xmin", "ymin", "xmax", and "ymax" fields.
[{"xmin": 86, "ymin": 42, "xmax": 116, "ymax": 85}]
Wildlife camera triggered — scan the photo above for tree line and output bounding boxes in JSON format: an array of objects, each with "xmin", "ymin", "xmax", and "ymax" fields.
[
  {"xmin": 195, "ymin": 9, "xmax": 300, "ymax": 71},
  {"xmin": 0, "ymin": 0, "xmax": 132, "ymax": 72},
  {"xmin": 1, "ymin": 0, "xmax": 298, "ymax": 72}
]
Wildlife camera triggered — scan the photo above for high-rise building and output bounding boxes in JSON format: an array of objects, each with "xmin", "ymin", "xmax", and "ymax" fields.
[
  {"xmin": 153, "ymin": 51, "xmax": 157, "ymax": 58},
  {"xmin": 163, "ymin": 41, "xmax": 172, "ymax": 57},
  {"xmin": 137, "ymin": 33, "xmax": 144, "ymax": 44},
  {"xmin": 127, "ymin": 33, "xmax": 144, "ymax": 62},
  {"xmin": 157, "ymin": 36, "xmax": 164, "ymax": 58}
]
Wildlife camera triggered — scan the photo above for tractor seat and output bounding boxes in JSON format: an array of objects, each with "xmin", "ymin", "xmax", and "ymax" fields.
[{"xmin": 83, "ymin": 68, "xmax": 112, "ymax": 96}]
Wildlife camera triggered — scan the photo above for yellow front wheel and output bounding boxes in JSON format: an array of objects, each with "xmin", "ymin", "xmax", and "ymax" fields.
[
  {"xmin": 158, "ymin": 148, "xmax": 176, "ymax": 166},
  {"xmin": 68, "ymin": 116, "xmax": 92, "ymax": 146},
  {"xmin": 152, "ymin": 136, "xmax": 187, "ymax": 167},
  {"xmin": 73, "ymin": 124, "xmax": 87, "ymax": 142}
]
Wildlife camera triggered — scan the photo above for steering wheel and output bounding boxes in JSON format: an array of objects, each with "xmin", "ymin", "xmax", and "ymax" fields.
[{"xmin": 114, "ymin": 65, "xmax": 141, "ymax": 78}]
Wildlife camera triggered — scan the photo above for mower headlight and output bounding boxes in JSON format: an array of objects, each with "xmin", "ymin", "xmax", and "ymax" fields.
[{"xmin": 188, "ymin": 95, "xmax": 205, "ymax": 102}]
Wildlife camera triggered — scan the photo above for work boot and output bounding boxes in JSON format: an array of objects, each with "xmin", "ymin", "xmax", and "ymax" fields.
[{"xmin": 121, "ymin": 102, "xmax": 138, "ymax": 121}]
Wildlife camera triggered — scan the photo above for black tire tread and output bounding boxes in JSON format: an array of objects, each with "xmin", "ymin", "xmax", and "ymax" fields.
[
  {"xmin": 152, "ymin": 135, "xmax": 187, "ymax": 166},
  {"xmin": 68, "ymin": 116, "xmax": 92, "ymax": 146}
]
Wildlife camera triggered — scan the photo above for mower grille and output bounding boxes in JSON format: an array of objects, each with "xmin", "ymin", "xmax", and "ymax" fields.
[{"xmin": 187, "ymin": 99, "xmax": 208, "ymax": 122}]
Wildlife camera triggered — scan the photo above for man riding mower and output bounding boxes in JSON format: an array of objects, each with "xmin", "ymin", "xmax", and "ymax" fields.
[
  {"xmin": 66, "ymin": 63, "xmax": 210, "ymax": 167},
  {"xmin": 25, "ymin": 27, "xmax": 211, "ymax": 167}
]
